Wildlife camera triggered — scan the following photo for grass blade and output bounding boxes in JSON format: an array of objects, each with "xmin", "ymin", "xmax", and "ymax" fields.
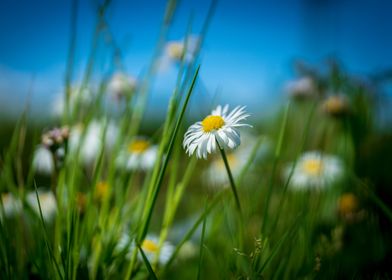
[{"xmin": 137, "ymin": 243, "xmax": 159, "ymax": 280}]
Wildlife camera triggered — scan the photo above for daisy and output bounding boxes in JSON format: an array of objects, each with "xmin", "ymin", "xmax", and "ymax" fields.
[
  {"xmin": 51, "ymin": 86, "xmax": 94, "ymax": 118},
  {"xmin": 140, "ymin": 235, "xmax": 174, "ymax": 265},
  {"xmin": 108, "ymin": 72, "xmax": 137, "ymax": 100},
  {"xmin": 0, "ymin": 193, "xmax": 22, "ymax": 219},
  {"xmin": 164, "ymin": 36, "xmax": 198, "ymax": 64},
  {"xmin": 284, "ymin": 151, "xmax": 344, "ymax": 190},
  {"xmin": 116, "ymin": 234, "xmax": 174, "ymax": 265},
  {"xmin": 69, "ymin": 120, "xmax": 118, "ymax": 165},
  {"xmin": 32, "ymin": 145, "xmax": 54, "ymax": 175},
  {"xmin": 116, "ymin": 137, "xmax": 158, "ymax": 171},
  {"xmin": 285, "ymin": 77, "xmax": 316, "ymax": 99},
  {"xmin": 183, "ymin": 105, "xmax": 251, "ymax": 159},
  {"xmin": 26, "ymin": 189, "xmax": 57, "ymax": 222}
]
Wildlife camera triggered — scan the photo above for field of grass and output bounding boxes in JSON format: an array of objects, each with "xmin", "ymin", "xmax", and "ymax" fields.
[{"xmin": 1, "ymin": 0, "xmax": 392, "ymax": 279}]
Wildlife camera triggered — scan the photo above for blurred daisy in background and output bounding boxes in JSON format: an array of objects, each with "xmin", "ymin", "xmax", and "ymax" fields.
[
  {"xmin": 284, "ymin": 151, "xmax": 344, "ymax": 190},
  {"xmin": 26, "ymin": 189, "xmax": 57, "ymax": 222},
  {"xmin": 94, "ymin": 181, "xmax": 110, "ymax": 203},
  {"xmin": 140, "ymin": 235, "xmax": 174, "ymax": 266},
  {"xmin": 322, "ymin": 94, "xmax": 350, "ymax": 117},
  {"xmin": 32, "ymin": 145, "xmax": 54, "ymax": 175},
  {"xmin": 116, "ymin": 234, "xmax": 174, "ymax": 266},
  {"xmin": 116, "ymin": 137, "xmax": 158, "ymax": 171},
  {"xmin": 51, "ymin": 85, "xmax": 94, "ymax": 118},
  {"xmin": 0, "ymin": 193, "xmax": 22, "ymax": 219},
  {"xmin": 69, "ymin": 120, "xmax": 118, "ymax": 165},
  {"xmin": 204, "ymin": 146, "xmax": 251, "ymax": 188},
  {"xmin": 285, "ymin": 76, "xmax": 317, "ymax": 100},
  {"xmin": 107, "ymin": 72, "xmax": 138, "ymax": 101},
  {"xmin": 158, "ymin": 36, "xmax": 199, "ymax": 71},
  {"xmin": 165, "ymin": 36, "xmax": 198, "ymax": 63},
  {"xmin": 183, "ymin": 104, "xmax": 251, "ymax": 159}
]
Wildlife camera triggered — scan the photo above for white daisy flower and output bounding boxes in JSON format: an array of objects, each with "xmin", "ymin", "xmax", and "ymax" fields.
[
  {"xmin": 164, "ymin": 36, "xmax": 198, "ymax": 64},
  {"xmin": 0, "ymin": 193, "xmax": 22, "ymax": 219},
  {"xmin": 140, "ymin": 235, "xmax": 174, "ymax": 265},
  {"xmin": 284, "ymin": 151, "xmax": 344, "ymax": 190},
  {"xmin": 285, "ymin": 77, "xmax": 316, "ymax": 99},
  {"xmin": 116, "ymin": 234, "xmax": 174, "ymax": 265},
  {"xmin": 108, "ymin": 72, "xmax": 137, "ymax": 100},
  {"xmin": 51, "ymin": 86, "xmax": 94, "ymax": 118},
  {"xmin": 116, "ymin": 137, "xmax": 158, "ymax": 171},
  {"xmin": 69, "ymin": 120, "xmax": 118, "ymax": 165},
  {"xmin": 32, "ymin": 145, "xmax": 54, "ymax": 175},
  {"xmin": 26, "ymin": 189, "xmax": 57, "ymax": 222},
  {"xmin": 183, "ymin": 105, "xmax": 251, "ymax": 159}
]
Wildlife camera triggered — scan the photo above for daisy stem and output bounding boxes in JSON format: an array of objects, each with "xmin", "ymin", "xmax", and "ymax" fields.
[{"xmin": 216, "ymin": 141, "xmax": 242, "ymax": 214}]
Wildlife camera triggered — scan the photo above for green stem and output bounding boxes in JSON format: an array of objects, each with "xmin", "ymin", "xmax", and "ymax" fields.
[
  {"xmin": 138, "ymin": 66, "xmax": 200, "ymax": 242},
  {"xmin": 216, "ymin": 140, "xmax": 242, "ymax": 214},
  {"xmin": 261, "ymin": 102, "xmax": 290, "ymax": 234}
]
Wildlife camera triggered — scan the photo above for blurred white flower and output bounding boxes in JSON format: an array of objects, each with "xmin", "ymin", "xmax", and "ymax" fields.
[
  {"xmin": 204, "ymin": 149, "xmax": 248, "ymax": 188},
  {"xmin": 140, "ymin": 235, "xmax": 174, "ymax": 265},
  {"xmin": 285, "ymin": 77, "xmax": 316, "ymax": 99},
  {"xmin": 284, "ymin": 151, "xmax": 344, "ymax": 190},
  {"xmin": 116, "ymin": 234, "xmax": 174, "ymax": 265},
  {"xmin": 116, "ymin": 137, "xmax": 158, "ymax": 171},
  {"xmin": 26, "ymin": 190, "xmax": 57, "ymax": 222},
  {"xmin": 0, "ymin": 193, "xmax": 22, "ymax": 219},
  {"xmin": 183, "ymin": 105, "xmax": 251, "ymax": 159},
  {"xmin": 51, "ymin": 86, "xmax": 94, "ymax": 118},
  {"xmin": 108, "ymin": 72, "xmax": 137, "ymax": 100},
  {"xmin": 164, "ymin": 36, "xmax": 199, "ymax": 64},
  {"xmin": 32, "ymin": 145, "xmax": 54, "ymax": 175},
  {"xmin": 69, "ymin": 120, "xmax": 118, "ymax": 165}
]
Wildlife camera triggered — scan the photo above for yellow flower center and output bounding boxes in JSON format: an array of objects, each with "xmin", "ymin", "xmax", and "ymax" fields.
[
  {"xmin": 302, "ymin": 158, "xmax": 323, "ymax": 175},
  {"xmin": 167, "ymin": 42, "xmax": 184, "ymax": 60},
  {"xmin": 323, "ymin": 96, "xmax": 347, "ymax": 115},
  {"xmin": 76, "ymin": 192, "xmax": 87, "ymax": 212},
  {"xmin": 202, "ymin": 115, "xmax": 225, "ymax": 133},
  {"xmin": 338, "ymin": 193, "xmax": 358, "ymax": 214},
  {"xmin": 95, "ymin": 181, "xmax": 109, "ymax": 201},
  {"xmin": 127, "ymin": 140, "xmax": 150, "ymax": 153},
  {"xmin": 142, "ymin": 239, "xmax": 159, "ymax": 253}
]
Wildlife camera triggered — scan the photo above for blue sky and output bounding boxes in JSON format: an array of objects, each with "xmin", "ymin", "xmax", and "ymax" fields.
[{"xmin": 1, "ymin": 0, "xmax": 392, "ymax": 120}]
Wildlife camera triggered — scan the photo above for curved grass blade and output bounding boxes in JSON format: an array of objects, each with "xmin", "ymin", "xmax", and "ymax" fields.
[
  {"xmin": 137, "ymin": 243, "xmax": 158, "ymax": 280},
  {"xmin": 197, "ymin": 200, "xmax": 208, "ymax": 280},
  {"xmin": 33, "ymin": 182, "xmax": 64, "ymax": 280},
  {"xmin": 138, "ymin": 65, "xmax": 200, "ymax": 242}
]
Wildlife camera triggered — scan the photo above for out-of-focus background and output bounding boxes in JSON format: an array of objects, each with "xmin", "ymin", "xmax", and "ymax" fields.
[{"xmin": 1, "ymin": 0, "xmax": 392, "ymax": 123}]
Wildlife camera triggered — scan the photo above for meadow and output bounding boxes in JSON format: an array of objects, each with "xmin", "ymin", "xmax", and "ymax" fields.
[{"xmin": 1, "ymin": 0, "xmax": 392, "ymax": 279}]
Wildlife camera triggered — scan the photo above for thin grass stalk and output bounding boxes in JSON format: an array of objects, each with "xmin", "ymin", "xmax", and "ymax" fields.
[
  {"xmin": 197, "ymin": 200, "xmax": 208, "ymax": 280},
  {"xmin": 261, "ymin": 102, "xmax": 290, "ymax": 234},
  {"xmin": 137, "ymin": 66, "xmax": 200, "ymax": 242},
  {"xmin": 33, "ymin": 183, "xmax": 64, "ymax": 280},
  {"xmin": 163, "ymin": 190, "xmax": 225, "ymax": 271},
  {"xmin": 157, "ymin": 156, "xmax": 197, "ymax": 263},
  {"xmin": 64, "ymin": 0, "xmax": 78, "ymax": 124},
  {"xmin": 270, "ymin": 101, "xmax": 317, "ymax": 233},
  {"xmin": 257, "ymin": 212, "xmax": 303, "ymax": 275},
  {"xmin": 137, "ymin": 244, "xmax": 159, "ymax": 280}
]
